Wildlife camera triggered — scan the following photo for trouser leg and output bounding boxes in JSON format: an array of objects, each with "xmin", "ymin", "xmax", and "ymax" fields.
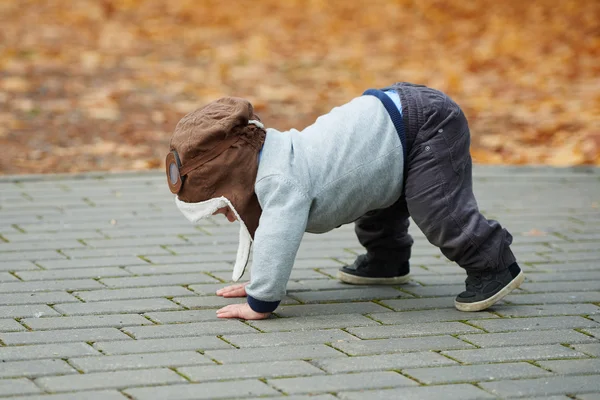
[
  {"xmin": 354, "ymin": 196, "xmax": 413, "ymax": 264},
  {"xmin": 403, "ymin": 92, "xmax": 516, "ymax": 272}
]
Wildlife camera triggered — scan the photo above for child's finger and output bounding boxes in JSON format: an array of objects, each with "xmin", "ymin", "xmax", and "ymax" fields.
[
  {"xmin": 217, "ymin": 284, "xmax": 247, "ymax": 298},
  {"xmin": 216, "ymin": 304, "xmax": 240, "ymax": 319}
]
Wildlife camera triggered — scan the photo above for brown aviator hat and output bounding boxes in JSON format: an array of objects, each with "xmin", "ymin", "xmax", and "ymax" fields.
[{"xmin": 166, "ymin": 97, "xmax": 266, "ymax": 237}]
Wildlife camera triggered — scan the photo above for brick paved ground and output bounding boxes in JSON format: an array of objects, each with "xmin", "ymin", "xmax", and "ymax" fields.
[{"xmin": 0, "ymin": 166, "xmax": 599, "ymax": 400}]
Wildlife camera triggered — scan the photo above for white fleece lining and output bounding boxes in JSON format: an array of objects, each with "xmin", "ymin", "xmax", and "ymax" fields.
[{"xmin": 175, "ymin": 196, "xmax": 251, "ymax": 281}]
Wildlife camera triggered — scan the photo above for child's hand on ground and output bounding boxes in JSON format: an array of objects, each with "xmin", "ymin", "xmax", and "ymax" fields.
[
  {"xmin": 216, "ymin": 282, "xmax": 249, "ymax": 298},
  {"xmin": 216, "ymin": 303, "xmax": 271, "ymax": 320}
]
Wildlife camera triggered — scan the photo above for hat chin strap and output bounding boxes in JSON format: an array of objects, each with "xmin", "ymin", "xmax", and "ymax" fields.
[{"xmin": 174, "ymin": 196, "xmax": 251, "ymax": 282}]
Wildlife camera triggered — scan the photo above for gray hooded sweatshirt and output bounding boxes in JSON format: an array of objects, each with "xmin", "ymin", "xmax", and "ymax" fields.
[{"xmin": 246, "ymin": 90, "xmax": 405, "ymax": 312}]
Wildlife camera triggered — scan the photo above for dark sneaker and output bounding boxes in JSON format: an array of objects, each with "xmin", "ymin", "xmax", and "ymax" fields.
[
  {"xmin": 455, "ymin": 262, "xmax": 524, "ymax": 312},
  {"xmin": 337, "ymin": 253, "xmax": 410, "ymax": 285}
]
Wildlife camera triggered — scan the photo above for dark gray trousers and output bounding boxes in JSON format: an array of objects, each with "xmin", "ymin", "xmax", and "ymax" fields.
[{"xmin": 355, "ymin": 82, "xmax": 516, "ymax": 272}]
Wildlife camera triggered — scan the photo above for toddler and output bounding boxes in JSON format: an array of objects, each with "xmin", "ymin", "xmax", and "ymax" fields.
[{"xmin": 166, "ymin": 82, "xmax": 524, "ymax": 320}]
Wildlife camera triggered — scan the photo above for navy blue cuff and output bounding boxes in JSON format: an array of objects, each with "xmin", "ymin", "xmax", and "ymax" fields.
[
  {"xmin": 362, "ymin": 88, "xmax": 407, "ymax": 160},
  {"xmin": 247, "ymin": 295, "xmax": 280, "ymax": 313}
]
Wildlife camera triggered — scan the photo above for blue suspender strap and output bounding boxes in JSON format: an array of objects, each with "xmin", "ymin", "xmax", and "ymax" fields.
[{"xmin": 362, "ymin": 88, "xmax": 407, "ymax": 161}]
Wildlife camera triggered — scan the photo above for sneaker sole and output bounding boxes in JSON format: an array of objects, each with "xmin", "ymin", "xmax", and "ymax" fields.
[
  {"xmin": 337, "ymin": 270, "xmax": 411, "ymax": 285},
  {"xmin": 454, "ymin": 270, "xmax": 525, "ymax": 312}
]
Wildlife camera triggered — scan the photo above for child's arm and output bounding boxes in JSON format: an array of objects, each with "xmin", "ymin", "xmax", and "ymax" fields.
[
  {"xmin": 215, "ymin": 283, "xmax": 270, "ymax": 320},
  {"xmin": 217, "ymin": 175, "xmax": 311, "ymax": 319}
]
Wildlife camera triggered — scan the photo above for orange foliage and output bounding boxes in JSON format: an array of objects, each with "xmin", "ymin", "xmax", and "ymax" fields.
[{"xmin": 0, "ymin": 0, "xmax": 598, "ymax": 174}]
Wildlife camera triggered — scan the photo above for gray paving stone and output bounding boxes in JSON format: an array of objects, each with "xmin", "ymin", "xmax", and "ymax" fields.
[
  {"xmin": 187, "ymin": 283, "xmax": 245, "ymax": 295},
  {"xmin": 35, "ymin": 368, "xmax": 186, "ymax": 392},
  {"xmin": 212, "ymin": 268, "xmax": 327, "ymax": 282},
  {"xmin": 404, "ymin": 362, "xmax": 551, "ymax": 384},
  {"xmin": 123, "ymin": 320, "xmax": 256, "ymax": 339},
  {"xmin": 533, "ymin": 261, "xmax": 600, "ymax": 272},
  {"xmin": 0, "ymin": 250, "xmax": 67, "ymax": 262},
  {"xmin": 577, "ymin": 394, "xmax": 600, "ymax": 400},
  {"xmin": 287, "ymin": 279, "xmax": 354, "ymax": 291},
  {"xmin": 0, "ymin": 359, "xmax": 77, "ymax": 378},
  {"xmin": 248, "ymin": 314, "xmax": 379, "ymax": 332},
  {"xmin": 15, "ymin": 267, "xmax": 131, "ymax": 281},
  {"xmin": 550, "ymin": 241, "xmax": 600, "ymax": 252},
  {"xmin": 124, "ymin": 380, "xmax": 279, "ymax": 400},
  {"xmin": 571, "ymin": 343, "xmax": 600, "ymax": 357},
  {"xmin": 274, "ymin": 302, "xmax": 392, "ymax": 317},
  {"xmin": 0, "ymin": 378, "xmax": 43, "ymax": 397},
  {"xmin": 94, "ymin": 336, "xmax": 233, "ymax": 355},
  {"xmin": 583, "ymin": 327, "xmax": 600, "ymax": 338},
  {"xmin": 0, "ymin": 342, "xmax": 99, "ymax": 361},
  {"xmin": 459, "ymin": 329, "xmax": 597, "ymax": 348},
  {"xmin": 145, "ymin": 253, "xmax": 240, "ymax": 264},
  {"xmin": 542, "ymin": 251, "xmax": 600, "ymax": 263},
  {"xmin": 69, "ymin": 350, "xmax": 214, "ymax": 372},
  {"xmin": 314, "ymin": 351, "xmax": 456, "ymax": 373},
  {"xmin": 338, "ymin": 383, "xmax": 496, "ymax": 400},
  {"xmin": 347, "ymin": 321, "xmax": 481, "ymax": 339},
  {"xmin": 99, "ymin": 273, "xmax": 219, "ymax": 288},
  {"xmin": 516, "ymin": 397, "xmax": 573, "ymax": 400},
  {"xmin": 402, "ymin": 284, "xmax": 467, "ymax": 297},
  {"xmin": 443, "ymin": 344, "xmax": 588, "ymax": 363},
  {"xmin": 480, "ymin": 375, "xmax": 600, "ymax": 398},
  {"xmin": 0, "ymin": 318, "xmax": 26, "ymax": 332},
  {"xmin": 331, "ymin": 335, "xmax": 475, "ymax": 356},
  {"xmin": 524, "ymin": 271, "xmax": 600, "ymax": 282},
  {"xmin": 379, "ymin": 296, "xmax": 457, "ymax": 310},
  {"xmin": 62, "ymin": 247, "xmax": 171, "ymax": 259},
  {"xmin": 21, "ymin": 314, "xmax": 153, "ymax": 330},
  {"xmin": 538, "ymin": 359, "xmax": 600, "ymax": 375},
  {"xmin": 1, "ymin": 240, "xmax": 86, "ymax": 251},
  {"xmin": 0, "ymin": 279, "xmax": 105, "ymax": 293},
  {"xmin": 521, "ymin": 281, "xmax": 600, "ymax": 293},
  {"xmin": 54, "ymin": 298, "xmax": 181, "ymax": 315},
  {"xmin": 144, "ymin": 309, "xmax": 219, "ymax": 323},
  {"xmin": 494, "ymin": 303, "xmax": 600, "ymax": 317},
  {"xmin": 15, "ymin": 390, "xmax": 130, "ymax": 400},
  {"xmin": 84, "ymin": 236, "xmax": 188, "ymax": 248},
  {"xmin": 223, "ymin": 328, "xmax": 359, "ymax": 348},
  {"xmin": 36, "ymin": 256, "xmax": 147, "ymax": 269},
  {"xmin": 507, "ymin": 292, "xmax": 600, "ymax": 304},
  {"xmin": 369, "ymin": 309, "xmax": 498, "ymax": 324},
  {"xmin": 589, "ymin": 315, "xmax": 600, "ymax": 323},
  {"xmin": 205, "ymin": 344, "xmax": 346, "ymax": 363},
  {"xmin": 0, "ymin": 304, "xmax": 60, "ymax": 318},
  {"xmin": 124, "ymin": 263, "xmax": 232, "ymax": 275},
  {"xmin": 0, "ymin": 271, "xmax": 19, "ymax": 282},
  {"xmin": 242, "ymin": 395, "xmax": 338, "ymax": 400},
  {"xmin": 75, "ymin": 286, "xmax": 196, "ymax": 302},
  {"xmin": 288, "ymin": 287, "xmax": 408, "ymax": 303},
  {"xmin": 269, "ymin": 371, "xmax": 417, "ymax": 394},
  {"xmin": 178, "ymin": 360, "xmax": 324, "ymax": 382},
  {"xmin": 0, "ymin": 327, "xmax": 131, "ymax": 345},
  {"xmin": 0, "ymin": 291, "xmax": 79, "ymax": 305},
  {"xmin": 0, "ymin": 260, "xmax": 39, "ymax": 272},
  {"xmin": 162, "ymin": 244, "xmax": 238, "ymax": 256},
  {"xmin": 469, "ymin": 316, "xmax": 599, "ymax": 332},
  {"xmin": 410, "ymin": 275, "xmax": 467, "ymax": 285}
]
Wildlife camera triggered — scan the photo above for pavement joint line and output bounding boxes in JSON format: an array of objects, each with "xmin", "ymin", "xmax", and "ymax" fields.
[
  {"xmin": 216, "ymin": 335, "xmax": 240, "ymax": 349},
  {"xmin": 11, "ymin": 224, "xmax": 26, "ymax": 233},
  {"xmin": 574, "ymin": 328, "xmax": 597, "ymax": 338},
  {"xmin": 170, "ymin": 367, "xmax": 192, "ymax": 382},
  {"xmin": 451, "ymin": 334, "xmax": 482, "ymax": 349},
  {"xmin": 323, "ymin": 342, "xmax": 354, "ymax": 357}
]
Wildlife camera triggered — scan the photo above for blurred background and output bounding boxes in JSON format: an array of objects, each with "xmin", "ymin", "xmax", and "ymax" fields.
[{"xmin": 0, "ymin": 0, "xmax": 598, "ymax": 175}]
